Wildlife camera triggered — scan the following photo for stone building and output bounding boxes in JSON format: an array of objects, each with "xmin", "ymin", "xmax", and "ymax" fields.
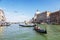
[
  {"xmin": 32, "ymin": 10, "xmax": 40, "ymax": 23},
  {"xmin": 32, "ymin": 10, "xmax": 50, "ymax": 24},
  {"xmin": 0, "ymin": 9, "xmax": 5, "ymax": 22},
  {"xmin": 0, "ymin": 9, "xmax": 6, "ymax": 25},
  {"xmin": 37, "ymin": 11, "xmax": 50, "ymax": 23},
  {"xmin": 50, "ymin": 10, "xmax": 60, "ymax": 24}
]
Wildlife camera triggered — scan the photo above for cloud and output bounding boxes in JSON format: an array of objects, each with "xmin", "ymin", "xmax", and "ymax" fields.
[
  {"xmin": 6, "ymin": 15, "xmax": 31, "ymax": 22},
  {"xmin": 1, "ymin": 8, "xmax": 32, "ymax": 22}
]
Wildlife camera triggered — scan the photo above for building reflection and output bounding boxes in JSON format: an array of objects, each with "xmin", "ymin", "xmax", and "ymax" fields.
[{"xmin": 0, "ymin": 26, "xmax": 5, "ymax": 34}]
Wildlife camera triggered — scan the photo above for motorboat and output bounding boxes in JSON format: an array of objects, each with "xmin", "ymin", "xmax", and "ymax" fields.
[{"xmin": 19, "ymin": 23, "xmax": 36, "ymax": 27}]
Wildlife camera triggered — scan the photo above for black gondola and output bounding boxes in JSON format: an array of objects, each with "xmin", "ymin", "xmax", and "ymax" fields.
[{"xmin": 34, "ymin": 27, "xmax": 47, "ymax": 34}]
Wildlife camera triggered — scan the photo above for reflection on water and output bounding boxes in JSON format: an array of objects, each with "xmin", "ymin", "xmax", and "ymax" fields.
[
  {"xmin": 0, "ymin": 24, "xmax": 60, "ymax": 40},
  {"xmin": 0, "ymin": 26, "xmax": 5, "ymax": 35}
]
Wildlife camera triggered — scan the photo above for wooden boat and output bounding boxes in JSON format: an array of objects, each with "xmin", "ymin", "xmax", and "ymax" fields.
[{"xmin": 34, "ymin": 27, "xmax": 47, "ymax": 34}]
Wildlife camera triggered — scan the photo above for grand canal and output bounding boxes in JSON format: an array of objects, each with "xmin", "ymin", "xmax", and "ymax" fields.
[{"xmin": 0, "ymin": 24, "xmax": 60, "ymax": 40}]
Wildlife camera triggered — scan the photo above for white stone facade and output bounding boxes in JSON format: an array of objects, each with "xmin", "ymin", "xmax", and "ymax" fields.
[{"xmin": 0, "ymin": 9, "xmax": 5, "ymax": 22}]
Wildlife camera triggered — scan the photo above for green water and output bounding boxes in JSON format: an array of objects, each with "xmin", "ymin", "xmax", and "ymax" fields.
[{"xmin": 0, "ymin": 24, "xmax": 60, "ymax": 40}]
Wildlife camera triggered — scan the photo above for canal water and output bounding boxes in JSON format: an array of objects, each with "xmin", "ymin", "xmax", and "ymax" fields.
[{"xmin": 0, "ymin": 24, "xmax": 60, "ymax": 40}]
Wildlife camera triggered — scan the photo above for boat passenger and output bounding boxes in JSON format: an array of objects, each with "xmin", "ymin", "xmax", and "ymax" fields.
[
  {"xmin": 35, "ymin": 26, "xmax": 40, "ymax": 30},
  {"xmin": 37, "ymin": 27, "xmax": 40, "ymax": 30}
]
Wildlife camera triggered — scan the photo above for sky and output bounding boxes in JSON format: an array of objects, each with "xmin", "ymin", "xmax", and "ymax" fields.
[{"xmin": 0, "ymin": 0, "xmax": 60, "ymax": 22}]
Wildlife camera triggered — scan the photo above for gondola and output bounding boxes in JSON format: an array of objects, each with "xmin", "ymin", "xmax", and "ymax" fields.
[{"xmin": 34, "ymin": 27, "xmax": 47, "ymax": 34}]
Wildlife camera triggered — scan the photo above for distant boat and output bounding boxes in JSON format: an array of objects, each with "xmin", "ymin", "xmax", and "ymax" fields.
[
  {"xmin": 0, "ymin": 22, "xmax": 11, "ymax": 26},
  {"xmin": 34, "ymin": 27, "xmax": 47, "ymax": 34},
  {"xmin": 5, "ymin": 23, "xmax": 11, "ymax": 26}
]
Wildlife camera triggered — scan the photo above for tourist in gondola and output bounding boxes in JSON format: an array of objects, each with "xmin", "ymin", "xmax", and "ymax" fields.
[{"xmin": 34, "ymin": 26, "xmax": 40, "ymax": 30}]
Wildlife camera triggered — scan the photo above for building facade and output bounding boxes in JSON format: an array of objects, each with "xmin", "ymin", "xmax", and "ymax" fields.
[
  {"xmin": 37, "ymin": 11, "xmax": 50, "ymax": 23},
  {"xmin": 0, "ymin": 9, "xmax": 6, "ymax": 26},
  {"xmin": 0, "ymin": 9, "xmax": 5, "ymax": 22},
  {"xmin": 32, "ymin": 10, "xmax": 60, "ymax": 24},
  {"xmin": 32, "ymin": 10, "xmax": 40, "ymax": 23},
  {"xmin": 50, "ymin": 10, "xmax": 60, "ymax": 24},
  {"xmin": 32, "ymin": 10, "xmax": 50, "ymax": 23}
]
